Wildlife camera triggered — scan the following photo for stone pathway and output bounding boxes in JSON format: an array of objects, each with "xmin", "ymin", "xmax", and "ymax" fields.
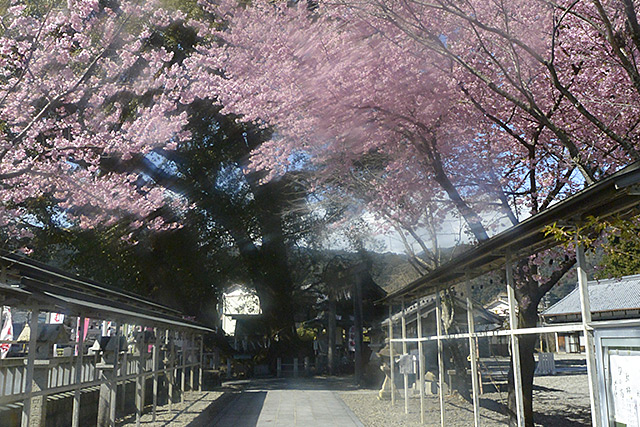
[{"xmin": 211, "ymin": 378, "xmax": 364, "ymax": 426}]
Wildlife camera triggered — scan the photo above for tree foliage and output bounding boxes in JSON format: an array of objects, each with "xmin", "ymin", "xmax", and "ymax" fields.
[{"xmin": 0, "ymin": 0, "xmax": 195, "ymax": 236}]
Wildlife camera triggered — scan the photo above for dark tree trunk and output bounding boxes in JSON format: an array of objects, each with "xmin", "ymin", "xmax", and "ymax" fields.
[
  {"xmin": 446, "ymin": 340, "xmax": 472, "ymax": 401},
  {"xmin": 507, "ymin": 300, "xmax": 540, "ymax": 427}
]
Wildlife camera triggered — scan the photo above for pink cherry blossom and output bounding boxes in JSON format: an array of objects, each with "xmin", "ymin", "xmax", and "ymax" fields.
[{"xmin": 0, "ymin": 0, "xmax": 191, "ymax": 235}]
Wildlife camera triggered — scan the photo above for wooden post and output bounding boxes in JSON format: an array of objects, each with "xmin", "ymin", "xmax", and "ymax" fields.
[
  {"xmin": 152, "ymin": 328, "xmax": 159, "ymax": 422},
  {"xmin": 140, "ymin": 330, "xmax": 147, "ymax": 418},
  {"xmin": 72, "ymin": 316, "xmax": 86, "ymax": 427},
  {"xmin": 328, "ymin": 297, "xmax": 337, "ymax": 376},
  {"xmin": 388, "ymin": 304, "xmax": 396, "ymax": 406},
  {"xmin": 169, "ymin": 330, "xmax": 175, "ymax": 411},
  {"xmin": 21, "ymin": 305, "xmax": 39, "ymax": 427},
  {"xmin": 180, "ymin": 332, "xmax": 186, "ymax": 403},
  {"xmin": 576, "ymin": 239, "xmax": 602, "ymax": 427},
  {"xmin": 465, "ymin": 281, "xmax": 481, "ymax": 427},
  {"xmin": 120, "ymin": 324, "xmax": 128, "ymax": 416},
  {"xmin": 169, "ymin": 331, "xmax": 178, "ymax": 410},
  {"xmin": 401, "ymin": 298, "xmax": 409, "ymax": 414},
  {"xmin": 108, "ymin": 322, "xmax": 121, "ymax": 427},
  {"xmin": 190, "ymin": 333, "xmax": 195, "ymax": 391},
  {"xmin": 417, "ymin": 298, "xmax": 425, "ymax": 424},
  {"xmin": 277, "ymin": 357, "xmax": 281, "ymax": 378},
  {"xmin": 506, "ymin": 253, "xmax": 525, "ymax": 427},
  {"xmin": 477, "ymin": 336, "xmax": 483, "ymax": 395},
  {"xmin": 435, "ymin": 291, "xmax": 446, "ymax": 427},
  {"xmin": 135, "ymin": 329, "xmax": 144, "ymax": 427},
  {"xmin": 198, "ymin": 334, "xmax": 204, "ymax": 391}
]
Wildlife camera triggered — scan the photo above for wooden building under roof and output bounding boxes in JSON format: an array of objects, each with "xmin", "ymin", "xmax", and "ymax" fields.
[{"xmin": 542, "ymin": 274, "xmax": 640, "ymax": 353}]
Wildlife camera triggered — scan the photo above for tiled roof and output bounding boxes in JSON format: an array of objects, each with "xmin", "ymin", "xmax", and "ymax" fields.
[{"xmin": 542, "ymin": 274, "xmax": 640, "ymax": 316}]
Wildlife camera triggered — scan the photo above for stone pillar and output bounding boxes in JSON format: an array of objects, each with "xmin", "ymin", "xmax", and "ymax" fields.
[
  {"xmin": 97, "ymin": 369, "xmax": 115, "ymax": 427},
  {"xmin": 29, "ymin": 363, "xmax": 49, "ymax": 427}
]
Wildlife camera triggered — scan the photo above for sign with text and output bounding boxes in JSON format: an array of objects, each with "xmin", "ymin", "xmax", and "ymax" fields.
[{"xmin": 610, "ymin": 352, "xmax": 640, "ymax": 427}]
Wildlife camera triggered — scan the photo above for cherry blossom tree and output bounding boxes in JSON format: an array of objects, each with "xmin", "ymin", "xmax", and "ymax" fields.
[
  {"xmin": 335, "ymin": 1, "xmax": 640, "ymax": 423},
  {"xmin": 184, "ymin": 0, "xmax": 640, "ymax": 423},
  {"xmin": 0, "ymin": 0, "xmax": 190, "ymax": 237},
  {"xmin": 189, "ymin": 1, "xmax": 508, "ymax": 244}
]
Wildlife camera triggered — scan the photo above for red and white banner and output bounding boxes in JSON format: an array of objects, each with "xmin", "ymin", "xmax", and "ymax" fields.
[{"xmin": 0, "ymin": 307, "xmax": 13, "ymax": 359}]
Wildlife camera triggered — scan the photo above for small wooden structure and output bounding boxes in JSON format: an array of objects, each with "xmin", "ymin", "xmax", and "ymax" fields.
[
  {"xmin": 380, "ymin": 162, "xmax": 640, "ymax": 426},
  {"xmin": 0, "ymin": 250, "xmax": 213, "ymax": 427},
  {"xmin": 542, "ymin": 274, "xmax": 640, "ymax": 353}
]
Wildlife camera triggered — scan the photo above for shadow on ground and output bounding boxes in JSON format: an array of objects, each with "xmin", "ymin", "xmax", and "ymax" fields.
[
  {"xmin": 226, "ymin": 376, "xmax": 363, "ymax": 392},
  {"xmin": 477, "ymin": 396, "xmax": 591, "ymax": 427},
  {"xmin": 117, "ymin": 385, "xmax": 243, "ymax": 427},
  {"xmin": 194, "ymin": 390, "xmax": 266, "ymax": 427}
]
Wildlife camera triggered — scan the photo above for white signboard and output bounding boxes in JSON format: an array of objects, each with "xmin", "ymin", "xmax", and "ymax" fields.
[
  {"xmin": 48, "ymin": 312, "xmax": 64, "ymax": 324},
  {"xmin": 610, "ymin": 353, "xmax": 640, "ymax": 427}
]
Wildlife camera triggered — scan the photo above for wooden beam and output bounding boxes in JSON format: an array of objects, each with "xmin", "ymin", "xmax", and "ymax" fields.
[
  {"xmin": 506, "ymin": 254, "xmax": 525, "ymax": 427},
  {"xmin": 465, "ymin": 281, "xmax": 481, "ymax": 427},
  {"xmin": 21, "ymin": 305, "xmax": 39, "ymax": 427},
  {"xmin": 152, "ymin": 328, "xmax": 160, "ymax": 422},
  {"xmin": 110, "ymin": 323, "xmax": 120, "ymax": 427},
  {"xmin": 72, "ymin": 316, "xmax": 86, "ymax": 427},
  {"xmin": 435, "ymin": 291, "xmax": 446, "ymax": 427},
  {"xmin": 180, "ymin": 332, "xmax": 186, "ymax": 403},
  {"xmin": 417, "ymin": 299, "xmax": 425, "ymax": 424},
  {"xmin": 198, "ymin": 334, "xmax": 204, "ymax": 392},
  {"xmin": 576, "ymin": 239, "xmax": 602, "ymax": 427},
  {"xmin": 388, "ymin": 305, "xmax": 395, "ymax": 406},
  {"xmin": 120, "ymin": 325, "xmax": 127, "ymax": 415},
  {"xmin": 401, "ymin": 298, "xmax": 409, "ymax": 414},
  {"xmin": 168, "ymin": 330, "xmax": 175, "ymax": 412},
  {"xmin": 190, "ymin": 333, "xmax": 195, "ymax": 391},
  {"xmin": 135, "ymin": 327, "xmax": 143, "ymax": 427}
]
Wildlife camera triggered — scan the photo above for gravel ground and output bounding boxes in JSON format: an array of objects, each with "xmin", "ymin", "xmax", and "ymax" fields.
[
  {"xmin": 339, "ymin": 373, "xmax": 591, "ymax": 426},
  {"xmin": 116, "ymin": 355, "xmax": 592, "ymax": 426}
]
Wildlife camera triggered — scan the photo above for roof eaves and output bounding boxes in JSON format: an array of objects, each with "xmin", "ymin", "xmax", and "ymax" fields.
[{"xmin": 380, "ymin": 163, "xmax": 640, "ymax": 304}]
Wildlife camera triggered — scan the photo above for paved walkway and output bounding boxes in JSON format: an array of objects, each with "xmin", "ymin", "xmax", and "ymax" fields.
[{"xmin": 211, "ymin": 378, "xmax": 364, "ymax": 426}]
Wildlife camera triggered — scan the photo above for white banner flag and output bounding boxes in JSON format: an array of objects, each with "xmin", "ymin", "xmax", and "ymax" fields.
[{"xmin": 0, "ymin": 307, "xmax": 13, "ymax": 359}]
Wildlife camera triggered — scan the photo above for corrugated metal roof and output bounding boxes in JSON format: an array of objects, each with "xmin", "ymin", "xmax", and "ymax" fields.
[
  {"xmin": 543, "ymin": 274, "xmax": 640, "ymax": 316},
  {"xmin": 0, "ymin": 250, "xmax": 215, "ymax": 333}
]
